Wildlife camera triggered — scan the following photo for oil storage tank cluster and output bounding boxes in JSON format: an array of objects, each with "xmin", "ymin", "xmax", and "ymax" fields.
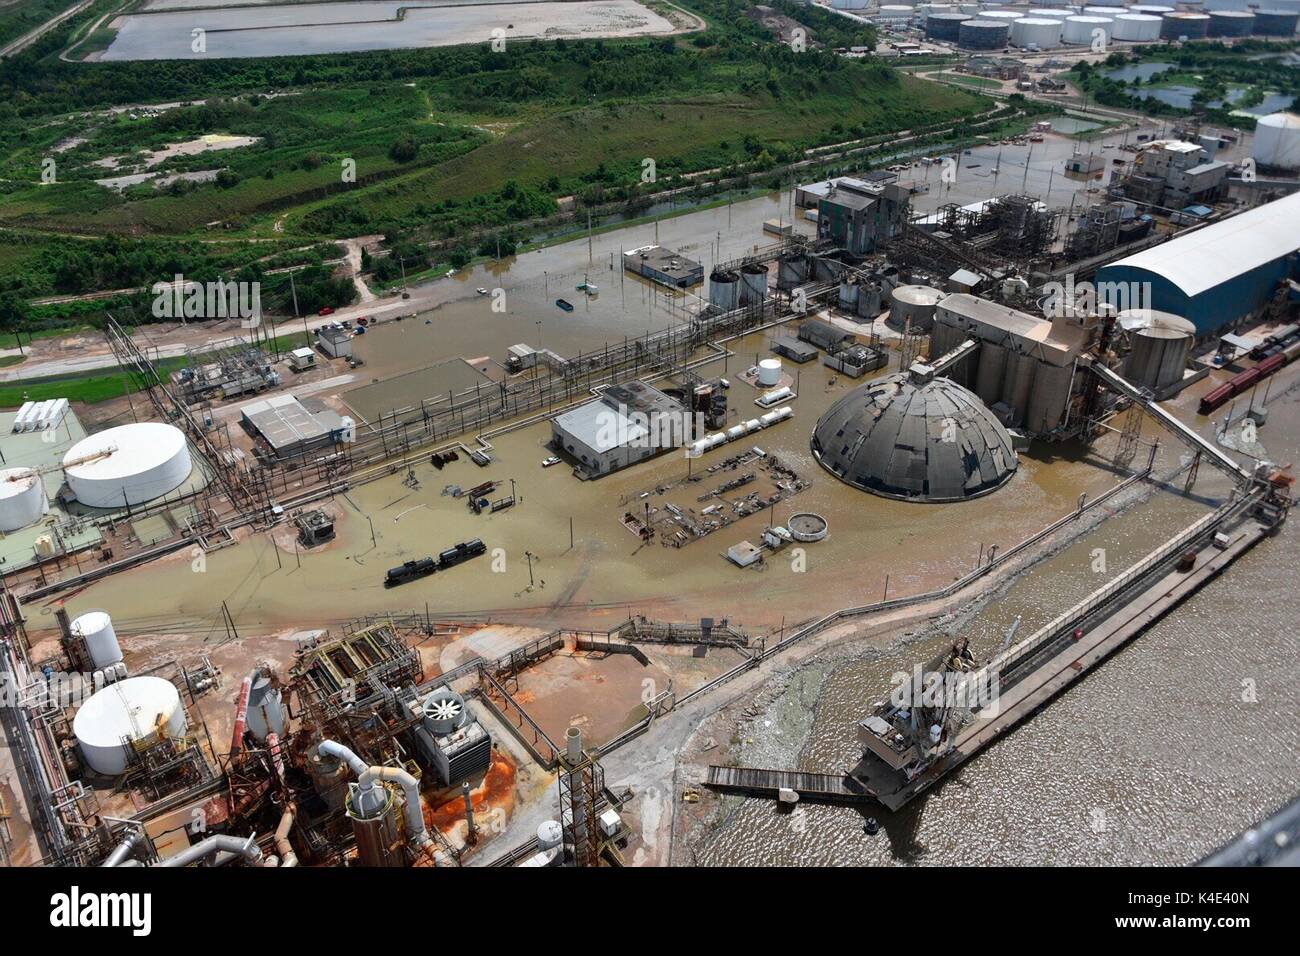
[
  {"xmin": 777, "ymin": 252, "xmax": 809, "ymax": 292},
  {"xmin": 62, "ymin": 422, "xmax": 191, "ymax": 508},
  {"xmin": 1062, "ymin": 15, "xmax": 1113, "ymax": 43},
  {"xmin": 926, "ymin": 11, "xmax": 973, "ymax": 38},
  {"xmin": 709, "ymin": 269, "xmax": 741, "ymax": 311},
  {"xmin": 1208, "ymin": 10, "xmax": 1255, "ymax": 34},
  {"xmin": 1252, "ymin": 112, "xmax": 1300, "ymax": 172},
  {"xmin": 73, "ymin": 675, "xmax": 187, "ymax": 776},
  {"xmin": 958, "ymin": 18, "xmax": 1011, "ymax": 48},
  {"xmin": 810, "ymin": 365, "xmax": 1018, "ymax": 503},
  {"xmin": 1252, "ymin": 9, "xmax": 1300, "ymax": 35},
  {"xmin": 1011, "ymin": 17, "xmax": 1064, "ymax": 46},
  {"xmin": 1120, "ymin": 310, "xmax": 1195, "ymax": 397},
  {"xmin": 1111, "ymin": 13, "xmax": 1163, "ymax": 40},
  {"xmin": 1161, "ymin": 12, "xmax": 1210, "ymax": 38},
  {"xmin": 0, "ymin": 468, "xmax": 48, "ymax": 532}
]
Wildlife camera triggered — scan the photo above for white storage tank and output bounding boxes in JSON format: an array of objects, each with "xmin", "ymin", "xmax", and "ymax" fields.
[
  {"xmin": 74, "ymin": 676, "xmax": 187, "ymax": 776},
  {"xmin": 246, "ymin": 672, "xmax": 286, "ymax": 741},
  {"xmin": 757, "ymin": 359, "xmax": 783, "ymax": 386},
  {"xmin": 1085, "ymin": 0, "xmax": 1126, "ymax": 6},
  {"xmin": 890, "ymin": 285, "xmax": 946, "ymax": 331},
  {"xmin": 1252, "ymin": 112, "xmax": 1300, "ymax": 172},
  {"xmin": 1129, "ymin": 4, "xmax": 1174, "ymax": 13},
  {"xmin": 1012, "ymin": 16, "xmax": 1065, "ymax": 45},
  {"xmin": 62, "ymin": 422, "xmax": 191, "ymax": 509},
  {"xmin": 71, "ymin": 610, "xmax": 123, "ymax": 669},
  {"xmin": 1120, "ymin": 310, "xmax": 1196, "ymax": 393},
  {"xmin": 981, "ymin": 9, "xmax": 1024, "ymax": 19},
  {"xmin": 0, "ymin": 468, "xmax": 47, "ymax": 532},
  {"xmin": 1063, "ymin": 14, "xmax": 1113, "ymax": 43},
  {"xmin": 1031, "ymin": 7, "xmax": 1074, "ymax": 18},
  {"xmin": 1112, "ymin": 13, "xmax": 1163, "ymax": 39}
]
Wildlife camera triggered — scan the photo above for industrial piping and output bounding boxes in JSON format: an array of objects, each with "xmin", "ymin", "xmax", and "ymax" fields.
[
  {"xmin": 100, "ymin": 824, "xmax": 145, "ymax": 867},
  {"xmin": 157, "ymin": 834, "xmax": 262, "ymax": 868},
  {"xmin": 229, "ymin": 669, "xmax": 256, "ymax": 755},
  {"xmin": 317, "ymin": 740, "xmax": 434, "ymax": 854},
  {"xmin": 273, "ymin": 808, "xmax": 298, "ymax": 867}
]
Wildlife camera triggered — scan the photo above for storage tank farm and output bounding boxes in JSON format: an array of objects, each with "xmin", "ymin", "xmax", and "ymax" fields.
[
  {"xmin": 1012, "ymin": 17, "xmax": 1064, "ymax": 46},
  {"xmin": 0, "ymin": 468, "xmax": 48, "ymax": 532},
  {"xmin": 1111, "ymin": 13, "xmax": 1163, "ymax": 40},
  {"xmin": 1252, "ymin": 113, "xmax": 1300, "ymax": 172},
  {"xmin": 1063, "ymin": 15, "xmax": 1114, "ymax": 43},
  {"xmin": 1252, "ymin": 9, "xmax": 1300, "ymax": 35},
  {"xmin": 958, "ymin": 18, "xmax": 1012, "ymax": 48},
  {"xmin": 62, "ymin": 421, "xmax": 192, "ymax": 508},
  {"xmin": 1208, "ymin": 9, "xmax": 1255, "ymax": 34},
  {"xmin": 926, "ymin": 11, "xmax": 973, "ymax": 38},
  {"xmin": 1161, "ymin": 12, "xmax": 1211, "ymax": 38}
]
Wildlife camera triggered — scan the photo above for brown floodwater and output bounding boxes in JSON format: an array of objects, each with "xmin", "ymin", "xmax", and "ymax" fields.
[{"xmin": 690, "ymin": 375, "xmax": 1300, "ymax": 866}]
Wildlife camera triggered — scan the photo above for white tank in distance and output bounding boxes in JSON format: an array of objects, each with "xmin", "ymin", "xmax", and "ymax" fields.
[
  {"xmin": 0, "ymin": 468, "xmax": 48, "ymax": 532},
  {"xmin": 1111, "ymin": 13, "xmax": 1164, "ymax": 39},
  {"xmin": 1012, "ymin": 16, "xmax": 1064, "ymax": 46},
  {"xmin": 1252, "ymin": 113, "xmax": 1300, "ymax": 172},
  {"xmin": 74, "ymin": 676, "xmax": 187, "ymax": 776},
  {"xmin": 1063, "ymin": 15, "xmax": 1114, "ymax": 43}
]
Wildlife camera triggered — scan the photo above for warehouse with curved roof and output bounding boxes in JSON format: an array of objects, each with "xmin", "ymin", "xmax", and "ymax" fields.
[{"xmin": 1094, "ymin": 192, "xmax": 1300, "ymax": 336}]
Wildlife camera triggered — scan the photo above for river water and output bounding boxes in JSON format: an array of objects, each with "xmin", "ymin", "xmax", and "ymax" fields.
[{"xmin": 691, "ymin": 380, "xmax": 1300, "ymax": 866}]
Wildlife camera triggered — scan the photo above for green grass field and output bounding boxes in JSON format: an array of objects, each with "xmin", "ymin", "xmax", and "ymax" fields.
[{"xmin": 0, "ymin": 0, "xmax": 80, "ymax": 47}]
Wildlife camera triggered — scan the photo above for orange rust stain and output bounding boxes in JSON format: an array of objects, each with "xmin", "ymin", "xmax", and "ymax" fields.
[{"xmin": 423, "ymin": 749, "xmax": 517, "ymax": 834}]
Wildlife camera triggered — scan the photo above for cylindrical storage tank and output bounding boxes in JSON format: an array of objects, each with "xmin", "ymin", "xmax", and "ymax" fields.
[
  {"xmin": 776, "ymin": 254, "xmax": 808, "ymax": 291},
  {"xmin": 73, "ymin": 676, "xmax": 187, "ymax": 776},
  {"xmin": 1161, "ymin": 12, "xmax": 1210, "ymax": 38},
  {"xmin": 927, "ymin": 11, "xmax": 973, "ymax": 37},
  {"xmin": 245, "ymin": 673, "xmax": 286, "ymax": 742},
  {"xmin": 62, "ymin": 422, "xmax": 191, "ymax": 509},
  {"xmin": 1025, "ymin": 362, "xmax": 1075, "ymax": 434},
  {"xmin": 975, "ymin": 342, "xmax": 1009, "ymax": 407},
  {"xmin": 1063, "ymin": 15, "xmax": 1113, "ymax": 42},
  {"xmin": 537, "ymin": 820, "xmax": 564, "ymax": 850},
  {"xmin": 980, "ymin": 9, "xmax": 1024, "ymax": 20},
  {"xmin": 1112, "ymin": 13, "xmax": 1163, "ymax": 39},
  {"xmin": 71, "ymin": 610, "xmax": 122, "ymax": 669},
  {"xmin": 838, "ymin": 280, "xmax": 859, "ymax": 312},
  {"xmin": 1253, "ymin": 9, "xmax": 1300, "ymax": 34},
  {"xmin": 1012, "ymin": 16, "xmax": 1065, "ymax": 45},
  {"xmin": 1208, "ymin": 10, "xmax": 1255, "ymax": 34},
  {"xmin": 739, "ymin": 263, "xmax": 768, "ymax": 307},
  {"xmin": 0, "ymin": 468, "xmax": 47, "ymax": 532},
  {"xmin": 1084, "ymin": 0, "xmax": 1126, "ymax": 6},
  {"xmin": 876, "ymin": 5, "xmax": 914, "ymax": 23},
  {"xmin": 757, "ymin": 359, "xmax": 782, "ymax": 387},
  {"xmin": 890, "ymin": 285, "xmax": 945, "ymax": 332},
  {"xmin": 959, "ymin": 18, "xmax": 1012, "ymax": 47},
  {"xmin": 1121, "ymin": 310, "xmax": 1196, "ymax": 392},
  {"xmin": 1031, "ymin": 7, "xmax": 1074, "ymax": 18},
  {"xmin": 1252, "ymin": 112, "xmax": 1300, "ymax": 171},
  {"xmin": 1129, "ymin": 5, "xmax": 1174, "ymax": 13},
  {"xmin": 709, "ymin": 269, "xmax": 741, "ymax": 311},
  {"xmin": 1203, "ymin": 0, "xmax": 1247, "ymax": 9}
]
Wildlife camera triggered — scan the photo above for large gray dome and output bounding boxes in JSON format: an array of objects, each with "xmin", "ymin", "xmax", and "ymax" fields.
[{"xmin": 811, "ymin": 369, "xmax": 1017, "ymax": 502}]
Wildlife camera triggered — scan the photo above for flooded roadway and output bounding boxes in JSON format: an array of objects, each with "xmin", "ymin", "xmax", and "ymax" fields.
[{"xmin": 689, "ymin": 378, "xmax": 1300, "ymax": 866}]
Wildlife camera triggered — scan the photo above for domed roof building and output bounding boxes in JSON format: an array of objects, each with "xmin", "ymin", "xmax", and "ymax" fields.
[{"xmin": 811, "ymin": 367, "xmax": 1018, "ymax": 502}]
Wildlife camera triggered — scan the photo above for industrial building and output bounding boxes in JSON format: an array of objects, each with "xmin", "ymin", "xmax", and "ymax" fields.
[
  {"xmin": 929, "ymin": 294, "xmax": 1094, "ymax": 435},
  {"xmin": 1112, "ymin": 140, "xmax": 1230, "ymax": 211},
  {"xmin": 622, "ymin": 245, "xmax": 704, "ymax": 288},
  {"xmin": 1095, "ymin": 191, "xmax": 1300, "ymax": 335},
  {"xmin": 551, "ymin": 380, "xmax": 690, "ymax": 478},
  {"xmin": 241, "ymin": 394, "xmax": 350, "ymax": 459},
  {"xmin": 816, "ymin": 180, "xmax": 910, "ymax": 255},
  {"xmin": 795, "ymin": 172, "xmax": 897, "ymax": 209},
  {"xmin": 317, "ymin": 326, "xmax": 354, "ymax": 359}
]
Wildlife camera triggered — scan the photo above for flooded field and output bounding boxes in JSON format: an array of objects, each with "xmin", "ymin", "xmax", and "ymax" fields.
[
  {"xmin": 687, "ymin": 374, "xmax": 1300, "ymax": 866},
  {"xmin": 100, "ymin": 0, "xmax": 678, "ymax": 61}
]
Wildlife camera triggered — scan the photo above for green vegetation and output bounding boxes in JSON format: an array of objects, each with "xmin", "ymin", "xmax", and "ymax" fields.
[
  {"xmin": 0, "ymin": 0, "xmax": 79, "ymax": 48},
  {"xmin": 1071, "ymin": 43, "xmax": 1300, "ymax": 125},
  {"xmin": 0, "ymin": 0, "xmax": 989, "ymax": 343}
]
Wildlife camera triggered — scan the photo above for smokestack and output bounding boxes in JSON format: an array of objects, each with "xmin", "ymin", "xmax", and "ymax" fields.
[{"xmin": 566, "ymin": 726, "xmax": 583, "ymax": 764}]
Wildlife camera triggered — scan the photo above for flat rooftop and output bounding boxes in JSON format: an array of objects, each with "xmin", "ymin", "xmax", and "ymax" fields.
[{"xmin": 622, "ymin": 244, "xmax": 703, "ymax": 283}]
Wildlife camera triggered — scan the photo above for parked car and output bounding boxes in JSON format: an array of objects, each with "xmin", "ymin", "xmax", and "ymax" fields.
[{"xmin": 318, "ymin": 306, "xmax": 334, "ymax": 316}]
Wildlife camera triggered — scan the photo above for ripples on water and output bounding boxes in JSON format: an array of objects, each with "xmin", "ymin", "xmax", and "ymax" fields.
[{"xmin": 695, "ymin": 394, "xmax": 1300, "ymax": 865}]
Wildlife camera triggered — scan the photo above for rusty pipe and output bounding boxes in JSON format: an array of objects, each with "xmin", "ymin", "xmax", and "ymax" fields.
[
  {"xmin": 229, "ymin": 670, "xmax": 255, "ymax": 755},
  {"xmin": 274, "ymin": 806, "xmax": 298, "ymax": 868},
  {"xmin": 267, "ymin": 732, "xmax": 286, "ymax": 785}
]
